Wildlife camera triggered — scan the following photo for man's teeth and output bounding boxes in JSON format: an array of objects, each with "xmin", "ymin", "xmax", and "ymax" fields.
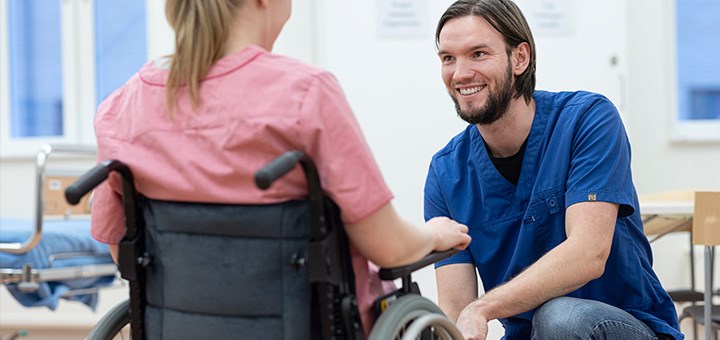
[{"xmin": 459, "ymin": 86, "xmax": 482, "ymax": 95}]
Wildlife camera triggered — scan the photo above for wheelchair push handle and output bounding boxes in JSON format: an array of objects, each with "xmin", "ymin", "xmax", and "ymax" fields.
[
  {"xmin": 255, "ymin": 150, "xmax": 305, "ymax": 190},
  {"xmin": 65, "ymin": 163, "xmax": 110, "ymax": 205},
  {"xmin": 65, "ymin": 160, "xmax": 132, "ymax": 205}
]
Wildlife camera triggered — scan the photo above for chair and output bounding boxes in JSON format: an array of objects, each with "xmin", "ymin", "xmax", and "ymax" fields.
[
  {"xmin": 67, "ymin": 151, "xmax": 462, "ymax": 339},
  {"xmin": 673, "ymin": 245, "xmax": 718, "ymax": 340},
  {"xmin": 641, "ymin": 191, "xmax": 711, "ymax": 339},
  {"xmin": 678, "ymin": 303, "xmax": 720, "ymax": 340},
  {"xmin": 670, "ymin": 237, "xmax": 713, "ymax": 340}
]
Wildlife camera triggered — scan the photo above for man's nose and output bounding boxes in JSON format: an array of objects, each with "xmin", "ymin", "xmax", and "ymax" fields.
[{"xmin": 453, "ymin": 59, "xmax": 474, "ymax": 83}]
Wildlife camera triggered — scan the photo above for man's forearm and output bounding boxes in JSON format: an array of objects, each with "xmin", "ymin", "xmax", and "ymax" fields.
[
  {"xmin": 468, "ymin": 238, "xmax": 603, "ymax": 321},
  {"xmin": 437, "ymin": 263, "xmax": 479, "ymax": 322}
]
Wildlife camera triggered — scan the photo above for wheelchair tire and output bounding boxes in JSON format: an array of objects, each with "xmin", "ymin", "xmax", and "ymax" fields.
[
  {"xmin": 86, "ymin": 299, "xmax": 131, "ymax": 340},
  {"xmin": 368, "ymin": 294, "xmax": 463, "ymax": 340}
]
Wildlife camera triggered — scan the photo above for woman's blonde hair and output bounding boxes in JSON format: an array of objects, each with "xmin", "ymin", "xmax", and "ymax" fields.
[{"xmin": 164, "ymin": 0, "xmax": 239, "ymax": 115}]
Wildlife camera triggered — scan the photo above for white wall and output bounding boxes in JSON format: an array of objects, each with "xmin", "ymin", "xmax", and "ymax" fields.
[
  {"xmin": 626, "ymin": 0, "xmax": 720, "ymax": 195},
  {"xmin": 314, "ymin": 0, "xmax": 465, "ymax": 229},
  {"xmin": 0, "ymin": 160, "xmax": 38, "ymax": 218},
  {"xmin": 517, "ymin": 0, "xmax": 629, "ymax": 123}
]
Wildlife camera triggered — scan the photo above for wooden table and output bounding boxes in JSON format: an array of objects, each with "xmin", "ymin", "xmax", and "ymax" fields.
[{"xmin": 641, "ymin": 201, "xmax": 693, "ymax": 243}]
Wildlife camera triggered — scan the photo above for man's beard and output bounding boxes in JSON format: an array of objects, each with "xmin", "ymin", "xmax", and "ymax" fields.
[{"xmin": 451, "ymin": 63, "xmax": 514, "ymax": 126}]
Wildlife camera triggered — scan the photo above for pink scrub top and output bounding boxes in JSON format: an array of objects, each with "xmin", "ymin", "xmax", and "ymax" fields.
[{"xmin": 91, "ymin": 45, "xmax": 395, "ymax": 333}]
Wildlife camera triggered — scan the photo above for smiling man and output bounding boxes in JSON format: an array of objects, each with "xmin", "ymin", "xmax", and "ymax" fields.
[{"xmin": 424, "ymin": 0, "xmax": 683, "ymax": 339}]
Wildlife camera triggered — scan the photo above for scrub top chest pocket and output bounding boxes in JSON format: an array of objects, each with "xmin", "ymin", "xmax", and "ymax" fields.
[{"xmin": 523, "ymin": 190, "xmax": 567, "ymax": 247}]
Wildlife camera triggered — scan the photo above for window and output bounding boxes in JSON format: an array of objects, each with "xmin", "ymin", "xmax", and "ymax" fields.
[
  {"xmin": 95, "ymin": 0, "xmax": 147, "ymax": 105},
  {"xmin": 7, "ymin": 0, "xmax": 63, "ymax": 138},
  {"xmin": 0, "ymin": 0, "xmax": 147, "ymax": 156},
  {"xmin": 672, "ymin": 0, "xmax": 720, "ymax": 141}
]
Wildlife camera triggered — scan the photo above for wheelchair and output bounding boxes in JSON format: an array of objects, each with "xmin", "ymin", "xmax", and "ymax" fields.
[{"xmin": 65, "ymin": 150, "xmax": 463, "ymax": 339}]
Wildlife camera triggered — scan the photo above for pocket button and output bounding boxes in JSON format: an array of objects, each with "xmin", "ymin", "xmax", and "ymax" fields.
[{"xmin": 546, "ymin": 197, "xmax": 561, "ymax": 214}]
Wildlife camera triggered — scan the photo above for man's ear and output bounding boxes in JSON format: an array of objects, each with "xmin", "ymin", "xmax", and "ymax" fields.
[{"xmin": 512, "ymin": 42, "xmax": 530, "ymax": 76}]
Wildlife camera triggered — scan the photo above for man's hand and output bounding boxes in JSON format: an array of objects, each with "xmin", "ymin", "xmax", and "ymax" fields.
[{"xmin": 456, "ymin": 301, "xmax": 489, "ymax": 340}]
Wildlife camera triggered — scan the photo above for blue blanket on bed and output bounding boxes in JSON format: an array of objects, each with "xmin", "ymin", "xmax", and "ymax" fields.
[{"xmin": 0, "ymin": 218, "xmax": 116, "ymax": 310}]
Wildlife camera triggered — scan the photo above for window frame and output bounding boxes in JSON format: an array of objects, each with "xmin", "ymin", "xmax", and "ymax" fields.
[
  {"xmin": 0, "ymin": 0, "xmax": 96, "ymax": 157},
  {"xmin": 669, "ymin": 0, "xmax": 720, "ymax": 143},
  {"xmin": 0, "ymin": 0, "xmax": 162, "ymax": 158}
]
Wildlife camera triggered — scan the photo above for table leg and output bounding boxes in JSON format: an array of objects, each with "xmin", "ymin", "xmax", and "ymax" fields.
[{"xmin": 705, "ymin": 246, "xmax": 712, "ymax": 340}]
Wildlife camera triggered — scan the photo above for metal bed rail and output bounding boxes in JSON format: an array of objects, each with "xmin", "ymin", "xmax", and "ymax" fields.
[
  {"xmin": 0, "ymin": 262, "xmax": 118, "ymax": 291},
  {"xmin": 0, "ymin": 143, "xmax": 119, "ymax": 295},
  {"xmin": 0, "ymin": 143, "xmax": 97, "ymax": 254}
]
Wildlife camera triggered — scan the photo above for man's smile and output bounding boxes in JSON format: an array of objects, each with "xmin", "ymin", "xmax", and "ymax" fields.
[{"xmin": 458, "ymin": 85, "xmax": 486, "ymax": 96}]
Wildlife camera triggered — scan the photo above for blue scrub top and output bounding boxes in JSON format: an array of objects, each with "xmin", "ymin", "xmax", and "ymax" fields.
[{"xmin": 425, "ymin": 91, "xmax": 682, "ymax": 339}]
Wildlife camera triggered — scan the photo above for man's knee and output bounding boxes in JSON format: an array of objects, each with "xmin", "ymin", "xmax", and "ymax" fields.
[
  {"xmin": 531, "ymin": 297, "xmax": 600, "ymax": 338},
  {"xmin": 531, "ymin": 297, "xmax": 657, "ymax": 340}
]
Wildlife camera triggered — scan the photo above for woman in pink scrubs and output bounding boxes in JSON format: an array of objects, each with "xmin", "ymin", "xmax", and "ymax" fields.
[{"xmin": 89, "ymin": 0, "xmax": 470, "ymax": 333}]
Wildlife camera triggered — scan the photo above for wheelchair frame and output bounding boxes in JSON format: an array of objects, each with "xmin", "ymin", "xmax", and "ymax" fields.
[{"xmin": 67, "ymin": 150, "xmax": 462, "ymax": 340}]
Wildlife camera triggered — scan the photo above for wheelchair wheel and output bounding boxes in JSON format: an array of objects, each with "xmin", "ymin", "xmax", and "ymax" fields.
[
  {"xmin": 368, "ymin": 295, "xmax": 463, "ymax": 340},
  {"xmin": 87, "ymin": 299, "xmax": 131, "ymax": 340}
]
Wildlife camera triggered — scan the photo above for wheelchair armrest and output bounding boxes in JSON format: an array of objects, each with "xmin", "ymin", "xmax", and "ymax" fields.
[{"xmin": 378, "ymin": 249, "xmax": 459, "ymax": 281}]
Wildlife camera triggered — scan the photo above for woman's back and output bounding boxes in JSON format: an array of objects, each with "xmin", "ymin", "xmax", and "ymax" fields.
[{"xmin": 92, "ymin": 45, "xmax": 393, "ymax": 242}]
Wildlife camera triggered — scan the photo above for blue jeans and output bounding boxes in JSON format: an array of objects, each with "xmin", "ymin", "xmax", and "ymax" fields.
[{"xmin": 531, "ymin": 297, "xmax": 662, "ymax": 340}]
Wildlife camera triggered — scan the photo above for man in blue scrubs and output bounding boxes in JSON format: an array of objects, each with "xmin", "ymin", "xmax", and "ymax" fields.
[{"xmin": 426, "ymin": 0, "xmax": 682, "ymax": 339}]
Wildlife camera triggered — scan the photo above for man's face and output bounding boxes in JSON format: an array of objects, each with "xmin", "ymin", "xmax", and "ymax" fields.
[{"xmin": 438, "ymin": 16, "xmax": 515, "ymax": 125}]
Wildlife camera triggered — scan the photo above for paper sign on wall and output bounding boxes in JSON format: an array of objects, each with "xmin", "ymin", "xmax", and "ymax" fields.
[
  {"xmin": 377, "ymin": 0, "xmax": 428, "ymax": 39},
  {"xmin": 524, "ymin": 0, "xmax": 575, "ymax": 36}
]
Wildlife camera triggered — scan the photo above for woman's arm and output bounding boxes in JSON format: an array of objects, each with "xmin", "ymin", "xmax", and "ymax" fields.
[{"xmin": 344, "ymin": 202, "xmax": 470, "ymax": 268}]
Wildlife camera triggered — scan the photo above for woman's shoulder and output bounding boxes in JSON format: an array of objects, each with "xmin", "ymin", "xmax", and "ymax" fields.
[
  {"xmin": 257, "ymin": 50, "xmax": 335, "ymax": 83},
  {"xmin": 244, "ymin": 50, "xmax": 349, "ymax": 106}
]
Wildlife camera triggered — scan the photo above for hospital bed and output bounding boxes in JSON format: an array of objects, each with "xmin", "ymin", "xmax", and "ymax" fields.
[{"xmin": 0, "ymin": 144, "xmax": 118, "ymax": 315}]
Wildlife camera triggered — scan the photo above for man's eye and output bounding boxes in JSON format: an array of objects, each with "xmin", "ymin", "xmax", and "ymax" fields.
[
  {"xmin": 473, "ymin": 51, "xmax": 485, "ymax": 58},
  {"xmin": 442, "ymin": 55, "xmax": 454, "ymax": 62}
]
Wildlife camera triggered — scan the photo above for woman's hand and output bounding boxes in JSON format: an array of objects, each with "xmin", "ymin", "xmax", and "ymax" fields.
[{"xmin": 426, "ymin": 216, "xmax": 471, "ymax": 251}]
